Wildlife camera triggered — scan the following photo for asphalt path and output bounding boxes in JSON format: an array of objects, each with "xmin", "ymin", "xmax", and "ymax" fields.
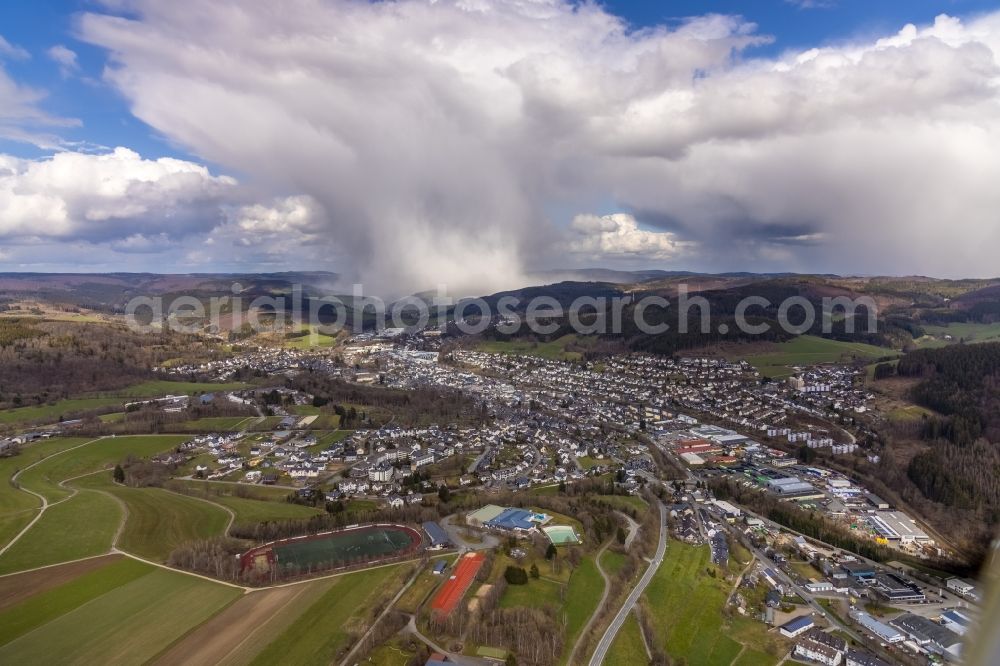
[{"xmin": 588, "ymin": 501, "xmax": 667, "ymax": 666}]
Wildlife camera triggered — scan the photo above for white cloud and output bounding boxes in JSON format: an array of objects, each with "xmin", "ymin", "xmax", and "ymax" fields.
[
  {"xmin": 47, "ymin": 45, "xmax": 80, "ymax": 77},
  {"xmin": 785, "ymin": 0, "xmax": 835, "ymax": 9},
  {"xmin": 0, "ymin": 148, "xmax": 336, "ymax": 272},
  {"xmin": 235, "ymin": 195, "xmax": 323, "ymax": 236},
  {"xmin": 0, "ymin": 147, "xmax": 236, "ymax": 241},
  {"xmin": 0, "ymin": 68, "xmax": 78, "ymax": 148},
  {"xmin": 569, "ymin": 213, "xmax": 691, "ymax": 260},
  {"xmin": 0, "ymin": 35, "xmax": 30, "ymax": 60},
  {"xmin": 65, "ymin": 3, "xmax": 1000, "ymax": 285}
]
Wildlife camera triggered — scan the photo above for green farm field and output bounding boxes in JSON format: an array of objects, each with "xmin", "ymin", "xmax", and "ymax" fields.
[
  {"xmin": 476, "ymin": 334, "xmax": 585, "ymax": 361},
  {"xmin": 174, "ymin": 416, "xmax": 257, "ymax": 432},
  {"xmin": 560, "ymin": 555, "xmax": 605, "ymax": 661},
  {"xmin": 209, "ymin": 494, "xmax": 322, "ymax": 524},
  {"xmin": 0, "ymin": 437, "xmax": 94, "ymax": 548},
  {"xmin": 165, "ymin": 478, "xmax": 293, "ymax": 501},
  {"xmin": 600, "ymin": 549, "xmax": 628, "ymax": 577},
  {"xmin": 915, "ymin": 321, "xmax": 1000, "ymax": 348},
  {"xmin": 602, "ymin": 611, "xmax": 648, "ymax": 666},
  {"xmin": 641, "ymin": 541, "xmax": 787, "ymax": 666},
  {"xmin": 16, "ymin": 435, "xmax": 190, "ymax": 503},
  {"xmin": 491, "ymin": 548, "xmax": 605, "ymax": 664},
  {"xmin": 76, "ymin": 474, "xmax": 230, "ymax": 561},
  {"xmin": 596, "ymin": 494, "xmax": 649, "ymax": 513},
  {"xmin": 0, "ymin": 489, "xmax": 121, "ymax": 574},
  {"xmin": 0, "ymin": 398, "xmax": 123, "ymax": 425},
  {"xmin": 0, "ymin": 563, "xmax": 240, "ymax": 664},
  {"xmin": 500, "ymin": 576, "xmax": 563, "ymax": 609},
  {"xmin": 0, "ymin": 557, "xmax": 149, "ymax": 645},
  {"xmin": 737, "ymin": 335, "xmax": 896, "ymax": 378},
  {"xmin": 250, "ymin": 564, "xmax": 408, "ymax": 666},
  {"xmin": 114, "ymin": 379, "xmax": 251, "ymax": 397},
  {"xmin": 284, "ymin": 326, "xmax": 339, "ymax": 350}
]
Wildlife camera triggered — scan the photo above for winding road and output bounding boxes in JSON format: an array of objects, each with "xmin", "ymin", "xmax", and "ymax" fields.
[{"xmin": 587, "ymin": 501, "xmax": 667, "ymax": 666}]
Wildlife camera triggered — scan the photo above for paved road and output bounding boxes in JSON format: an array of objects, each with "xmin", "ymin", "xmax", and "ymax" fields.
[
  {"xmin": 588, "ymin": 501, "xmax": 667, "ymax": 666},
  {"xmin": 440, "ymin": 514, "xmax": 500, "ymax": 551},
  {"xmin": 403, "ymin": 615, "xmax": 490, "ymax": 666},
  {"xmin": 745, "ymin": 540, "xmax": 863, "ymax": 642}
]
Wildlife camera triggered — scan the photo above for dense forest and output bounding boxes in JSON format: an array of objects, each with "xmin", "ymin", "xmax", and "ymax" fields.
[
  {"xmin": 472, "ymin": 278, "xmax": 902, "ymax": 357},
  {"xmin": 0, "ymin": 319, "xmax": 217, "ymax": 411},
  {"xmin": 896, "ymin": 342, "xmax": 1000, "ymax": 445},
  {"xmin": 876, "ymin": 343, "xmax": 1000, "ymax": 561}
]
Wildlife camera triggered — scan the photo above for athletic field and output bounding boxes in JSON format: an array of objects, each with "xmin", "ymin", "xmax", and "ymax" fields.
[
  {"xmin": 242, "ymin": 524, "xmax": 421, "ymax": 578},
  {"xmin": 431, "ymin": 551, "xmax": 485, "ymax": 617}
]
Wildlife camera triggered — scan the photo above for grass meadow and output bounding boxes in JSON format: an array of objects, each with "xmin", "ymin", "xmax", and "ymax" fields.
[
  {"xmin": 641, "ymin": 540, "xmax": 788, "ymax": 666},
  {"xmin": 737, "ymin": 335, "xmax": 896, "ymax": 378}
]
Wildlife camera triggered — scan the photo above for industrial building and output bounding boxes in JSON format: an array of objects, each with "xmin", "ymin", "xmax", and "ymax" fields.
[
  {"xmin": 867, "ymin": 511, "xmax": 932, "ymax": 544},
  {"xmin": 766, "ymin": 476, "xmax": 822, "ymax": 498},
  {"xmin": 849, "ymin": 609, "xmax": 904, "ymax": 644},
  {"xmin": 680, "ymin": 451, "xmax": 705, "ymax": 465},
  {"xmin": 940, "ymin": 609, "xmax": 972, "ymax": 636},
  {"xmin": 711, "ymin": 499, "xmax": 742, "ymax": 520},
  {"xmin": 872, "ymin": 572, "xmax": 926, "ymax": 603},
  {"xmin": 805, "ymin": 580, "xmax": 835, "ymax": 593},
  {"xmin": 890, "ymin": 613, "xmax": 962, "ymax": 659},
  {"xmin": 946, "ymin": 577, "xmax": 977, "ymax": 598},
  {"xmin": 840, "ymin": 561, "xmax": 876, "ymax": 581}
]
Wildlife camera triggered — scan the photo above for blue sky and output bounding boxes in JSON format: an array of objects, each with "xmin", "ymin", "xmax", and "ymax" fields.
[{"xmin": 2, "ymin": 0, "xmax": 997, "ymax": 163}]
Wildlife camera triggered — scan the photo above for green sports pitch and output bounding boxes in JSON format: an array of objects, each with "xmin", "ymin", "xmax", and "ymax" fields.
[{"xmin": 243, "ymin": 524, "xmax": 422, "ymax": 577}]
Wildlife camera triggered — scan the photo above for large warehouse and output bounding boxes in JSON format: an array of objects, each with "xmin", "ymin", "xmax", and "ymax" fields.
[
  {"xmin": 867, "ymin": 511, "xmax": 932, "ymax": 544},
  {"xmin": 767, "ymin": 476, "xmax": 819, "ymax": 497}
]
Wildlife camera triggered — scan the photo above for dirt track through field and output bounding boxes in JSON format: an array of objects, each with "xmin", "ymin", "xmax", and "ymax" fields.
[
  {"xmin": 151, "ymin": 584, "xmax": 314, "ymax": 666},
  {"xmin": 0, "ymin": 554, "xmax": 122, "ymax": 612}
]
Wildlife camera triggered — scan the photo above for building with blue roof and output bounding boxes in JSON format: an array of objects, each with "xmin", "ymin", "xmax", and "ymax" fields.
[
  {"xmin": 422, "ymin": 521, "xmax": 452, "ymax": 549},
  {"xmin": 941, "ymin": 609, "xmax": 971, "ymax": 636},
  {"xmin": 482, "ymin": 507, "xmax": 551, "ymax": 533},
  {"xmin": 486, "ymin": 507, "xmax": 536, "ymax": 531},
  {"xmin": 779, "ymin": 615, "xmax": 815, "ymax": 638}
]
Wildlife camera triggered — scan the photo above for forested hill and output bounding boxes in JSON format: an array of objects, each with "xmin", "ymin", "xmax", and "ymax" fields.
[
  {"xmin": 896, "ymin": 342, "xmax": 1000, "ymax": 445},
  {"xmin": 880, "ymin": 343, "xmax": 1000, "ymax": 550}
]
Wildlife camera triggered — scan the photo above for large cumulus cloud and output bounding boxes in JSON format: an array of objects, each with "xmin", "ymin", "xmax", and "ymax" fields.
[
  {"xmin": 0, "ymin": 147, "xmax": 327, "ymax": 271},
  {"xmin": 0, "ymin": 147, "xmax": 236, "ymax": 241},
  {"xmin": 71, "ymin": 1, "xmax": 1000, "ymax": 287}
]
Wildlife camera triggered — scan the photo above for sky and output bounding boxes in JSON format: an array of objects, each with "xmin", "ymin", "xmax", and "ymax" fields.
[{"xmin": 1, "ymin": 0, "xmax": 999, "ymax": 294}]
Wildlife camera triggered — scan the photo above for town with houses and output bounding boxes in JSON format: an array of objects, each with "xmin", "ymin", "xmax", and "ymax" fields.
[{"xmin": 2, "ymin": 331, "xmax": 984, "ymax": 666}]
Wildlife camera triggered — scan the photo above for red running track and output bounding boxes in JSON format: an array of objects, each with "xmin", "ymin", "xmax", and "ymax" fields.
[{"xmin": 431, "ymin": 552, "xmax": 485, "ymax": 617}]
